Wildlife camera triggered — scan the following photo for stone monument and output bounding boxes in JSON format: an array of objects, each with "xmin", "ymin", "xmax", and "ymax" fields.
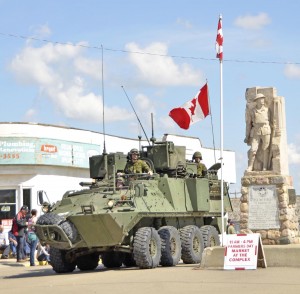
[{"xmin": 240, "ymin": 86, "xmax": 299, "ymax": 244}]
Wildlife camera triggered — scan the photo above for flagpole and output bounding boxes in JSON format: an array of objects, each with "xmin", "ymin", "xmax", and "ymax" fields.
[
  {"xmin": 216, "ymin": 14, "xmax": 225, "ymax": 246},
  {"xmin": 220, "ymin": 56, "xmax": 224, "ymax": 246}
]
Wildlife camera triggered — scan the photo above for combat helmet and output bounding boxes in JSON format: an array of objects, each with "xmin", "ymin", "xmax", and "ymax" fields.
[
  {"xmin": 129, "ymin": 148, "xmax": 139, "ymax": 156},
  {"xmin": 192, "ymin": 151, "xmax": 202, "ymax": 160}
]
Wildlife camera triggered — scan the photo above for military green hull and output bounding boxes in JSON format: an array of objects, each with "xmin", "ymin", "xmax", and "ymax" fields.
[{"xmin": 35, "ymin": 141, "xmax": 232, "ymax": 273}]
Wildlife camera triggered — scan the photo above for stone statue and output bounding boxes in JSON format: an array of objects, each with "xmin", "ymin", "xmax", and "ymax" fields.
[{"xmin": 244, "ymin": 93, "xmax": 272, "ymax": 171}]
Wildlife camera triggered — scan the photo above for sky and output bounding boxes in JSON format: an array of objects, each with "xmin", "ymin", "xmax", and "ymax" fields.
[{"xmin": 0, "ymin": 0, "xmax": 299, "ymax": 194}]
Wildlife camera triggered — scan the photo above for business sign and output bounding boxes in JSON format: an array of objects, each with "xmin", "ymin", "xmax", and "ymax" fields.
[
  {"xmin": 0, "ymin": 137, "xmax": 100, "ymax": 168},
  {"xmin": 224, "ymin": 233, "xmax": 266, "ymax": 270}
]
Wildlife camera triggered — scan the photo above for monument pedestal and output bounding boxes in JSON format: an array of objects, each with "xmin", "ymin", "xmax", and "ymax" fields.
[{"xmin": 240, "ymin": 171, "xmax": 300, "ymax": 245}]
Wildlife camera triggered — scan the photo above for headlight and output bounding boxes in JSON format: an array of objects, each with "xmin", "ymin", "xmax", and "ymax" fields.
[{"xmin": 107, "ymin": 199, "xmax": 115, "ymax": 208}]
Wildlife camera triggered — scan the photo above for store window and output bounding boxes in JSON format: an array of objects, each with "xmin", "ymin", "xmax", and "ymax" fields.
[
  {"xmin": 23, "ymin": 189, "xmax": 31, "ymax": 211},
  {"xmin": 0, "ymin": 189, "xmax": 16, "ymax": 222}
]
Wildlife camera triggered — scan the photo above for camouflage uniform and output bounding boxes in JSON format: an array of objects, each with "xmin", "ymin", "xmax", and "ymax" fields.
[
  {"xmin": 124, "ymin": 159, "xmax": 151, "ymax": 174},
  {"xmin": 196, "ymin": 162, "xmax": 207, "ymax": 177},
  {"xmin": 227, "ymin": 224, "xmax": 236, "ymax": 234},
  {"xmin": 193, "ymin": 151, "xmax": 207, "ymax": 177}
]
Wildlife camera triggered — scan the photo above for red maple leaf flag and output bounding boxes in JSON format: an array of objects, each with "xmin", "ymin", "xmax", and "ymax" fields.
[
  {"xmin": 169, "ymin": 83, "xmax": 210, "ymax": 130},
  {"xmin": 215, "ymin": 15, "xmax": 223, "ymax": 61}
]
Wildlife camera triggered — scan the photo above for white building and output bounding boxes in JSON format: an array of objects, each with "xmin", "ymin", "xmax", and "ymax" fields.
[{"xmin": 0, "ymin": 122, "xmax": 236, "ymax": 229}]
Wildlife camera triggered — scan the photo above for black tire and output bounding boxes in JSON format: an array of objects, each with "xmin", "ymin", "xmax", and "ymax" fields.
[
  {"xmin": 76, "ymin": 253, "xmax": 99, "ymax": 271},
  {"xmin": 158, "ymin": 226, "xmax": 181, "ymax": 267},
  {"xmin": 200, "ymin": 225, "xmax": 220, "ymax": 248},
  {"xmin": 133, "ymin": 227, "xmax": 161, "ymax": 269},
  {"xmin": 101, "ymin": 252, "xmax": 124, "ymax": 268},
  {"xmin": 50, "ymin": 247, "xmax": 76, "ymax": 273},
  {"xmin": 180, "ymin": 225, "xmax": 204, "ymax": 264},
  {"xmin": 37, "ymin": 213, "xmax": 78, "ymax": 243},
  {"xmin": 123, "ymin": 253, "xmax": 136, "ymax": 267}
]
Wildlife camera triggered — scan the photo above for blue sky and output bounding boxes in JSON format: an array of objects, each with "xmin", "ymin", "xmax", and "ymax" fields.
[{"xmin": 0, "ymin": 0, "xmax": 299, "ymax": 193}]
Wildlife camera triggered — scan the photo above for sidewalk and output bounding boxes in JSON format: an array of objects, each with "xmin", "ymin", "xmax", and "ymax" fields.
[{"xmin": 0, "ymin": 257, "xmax": 50, "ymax": 268}]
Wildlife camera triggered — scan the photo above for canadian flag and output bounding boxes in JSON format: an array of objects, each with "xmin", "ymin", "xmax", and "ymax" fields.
[
  {"xmin": 169, "ymin": 83, "xmax": 210, "ymax": 130},
  {"xmin": 215, "ymin": 15, "xmax": 223, "ymax": 61}
]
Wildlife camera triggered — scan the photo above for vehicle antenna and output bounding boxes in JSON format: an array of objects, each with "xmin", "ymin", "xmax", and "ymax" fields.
[
  {"xmin": 150, "ymin": 112, "xmax": 156, "ymax": 145},
  {"xmin": 121, "ymin": 86, "xmax": 150, "ymax": 145},
  {"xmin": 101, "ymin": 45, "xmax": 108, "ymax": 178}
]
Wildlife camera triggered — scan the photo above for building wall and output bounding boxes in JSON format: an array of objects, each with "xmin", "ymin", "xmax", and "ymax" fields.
[{"xmin": 0, "ymin": 122, "xmax": 236, "ymax": 228}]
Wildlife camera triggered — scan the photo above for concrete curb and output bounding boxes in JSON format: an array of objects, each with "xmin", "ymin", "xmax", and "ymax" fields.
[{"xmin": 200, "ymin": 244, "xmax": 300, "ymax": 268}]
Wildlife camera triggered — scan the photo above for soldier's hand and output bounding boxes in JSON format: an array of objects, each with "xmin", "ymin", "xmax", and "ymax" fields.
[
  {"xmin": 148, "ymin": 170, "xmax": 153, "ymax": 176},
  {"xmin": 117, "ymin": 172, "xmax": 124, "ymax": 177}
]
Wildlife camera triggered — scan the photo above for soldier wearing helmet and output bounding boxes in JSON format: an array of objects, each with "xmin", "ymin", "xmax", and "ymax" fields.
[
  {"xmin": 124, "ymin": 148, "xmax": 153, "ymax": 175},
  {"xmin": 192, "ymin": 151, "xmax": 207, "ymax": 177}
]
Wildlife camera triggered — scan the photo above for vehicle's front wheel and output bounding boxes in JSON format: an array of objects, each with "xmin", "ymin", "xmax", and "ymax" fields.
[
  {"xmin": 133, "ymin": 227, "xmax": 161, "ymax": 269},
  {"xmin": 50, "ymin": 247, "xmax": 76, "ymax": 273}
]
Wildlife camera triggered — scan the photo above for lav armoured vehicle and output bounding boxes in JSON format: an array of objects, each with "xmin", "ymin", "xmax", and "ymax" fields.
[{"xmin": 35, "ymin": 140, "xmax": 232, "ymax": 273}]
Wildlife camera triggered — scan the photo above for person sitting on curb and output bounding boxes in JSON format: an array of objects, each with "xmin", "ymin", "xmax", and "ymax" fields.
[{"xmin": 0, "ymin": 225, "xmax": 10, "ymax": 259}]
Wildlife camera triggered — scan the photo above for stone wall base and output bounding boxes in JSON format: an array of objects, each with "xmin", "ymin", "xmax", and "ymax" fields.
[{"xmin": 240, "ymin": 172, "xmax": 300, "ymax": 244}]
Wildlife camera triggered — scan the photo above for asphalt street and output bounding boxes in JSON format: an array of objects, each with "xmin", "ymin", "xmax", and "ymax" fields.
[{"xmin": 0, "ymin": 259, "xmax": 299, "ymax": 294}]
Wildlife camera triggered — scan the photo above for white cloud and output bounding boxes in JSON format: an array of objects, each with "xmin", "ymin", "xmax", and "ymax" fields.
[
  {"xmin": 135, "ymin": 93, "xmax": 155, "ymax": 114},
  {"xmin": 32, "ymin": 24, "xmax": 52, "ymax": 38},
  {"xmin": 23, "ymin": 108, "xmax": 37, "ymax": 121},
  {"xmin": 10, "ymin": 43, "xmax": 132, "ymax": 123},
  {"xmin": 234, "ymin": 13, "xmax": 271, "ymax": 30},
  {"xmin": 284, "ymin": 64, "xmax": 300, "ymax": 79},
  {"xmin": 125, "ymin": 42, "xmax": 204, "ymax": 86},
  {"xmin": 288, "ymin": 143, "xmax": 300, "ymax": 164},
  {"xmin": 74, "ymin": 57, "xmax": 101, "ymax": 80},
  {"xmin": 176, "ymin": 18, "xmax": 193, "ymax": 29}
]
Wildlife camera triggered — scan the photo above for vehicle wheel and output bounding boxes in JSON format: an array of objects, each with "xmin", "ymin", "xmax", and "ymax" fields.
[
  {"xmin": 200, "ymin": 225, "xmax": 220, "ymax": 248},
  {"xmin": 133, "ymin": 227, "xmax": 161, "ymax": 269},
  {"xmin": 101, "ymin": 252, "xmax": 124, "ymax": 268},
  {"xmin": 76, "ymin": 253, "xmax": 99, "ymax": 271},
  {"xmin": 50, "ymin": 247, "xmax": 76, "ymax": 273},
  {"xmin": 180, "ymin": 225, "xmax": 204, "ymax": 264},
  {"xmin": 123, "ymin": 253, "xmax": 136, "ymax": 267},
  {"xmin": 37, "ymin": 213, "xmax": 78, "ymax": 243},
  {"xmin": 158, "ymin": 226, "xmax": 181, "ymax": 266}
]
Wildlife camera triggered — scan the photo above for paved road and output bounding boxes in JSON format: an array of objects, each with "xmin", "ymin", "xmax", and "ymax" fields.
[{"xmin": 1, "ymin": 260, "xmax": 299, "ymax": 294}]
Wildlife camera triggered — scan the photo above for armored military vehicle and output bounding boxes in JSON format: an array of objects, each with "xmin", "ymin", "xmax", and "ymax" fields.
[{"xmin": 35, "ymin": 140, "xmax": 232, "ymax": 273}]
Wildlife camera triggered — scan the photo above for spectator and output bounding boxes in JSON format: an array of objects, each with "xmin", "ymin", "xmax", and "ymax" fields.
[
  {"xmin": 8, "ymin": 230, "xmax": 17, "ymax": 257},
  {"xmin": 27, "ymin": 209, "xmax": 38, "ymax": 266},
  {"xmin": 37, "ymin": 242, "xmax": 50, "ymax": 264},
  {"xmin": 12, "ymin": 205, "xmax": 29, "ymax": 262},
  {"xmin": 0, "ymin": 225, "xmax": 10, "ymax": 259}
]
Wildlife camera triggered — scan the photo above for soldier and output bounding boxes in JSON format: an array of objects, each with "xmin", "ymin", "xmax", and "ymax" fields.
[
  {"xmin": 124, "ymin": 148, "xmax": 153, "ymax": 175},
  {"xmin": 192, "ymin": 151, "xmax": 207, "ymax": 177},
  {"xmin": 244, "ymin": 93, "xmax": 271, "ymax": 171},
  {"xmin": 227, "ymin": 220, "xmax": 236, "ymax": 234}
]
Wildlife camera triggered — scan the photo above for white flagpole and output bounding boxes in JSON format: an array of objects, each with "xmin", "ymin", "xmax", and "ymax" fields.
[
  {"xmin": 220, "ymin": 57, "xmax": 224, "ymax": 246},
  {"xmin": 216, "ymin": 14, "xmax": 225, "ymax": 246}
]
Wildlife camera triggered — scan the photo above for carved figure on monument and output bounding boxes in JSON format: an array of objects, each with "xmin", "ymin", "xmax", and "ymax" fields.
[{"xmin": 244, "ymin": 93, "xmax": 272, "ymax": 171}]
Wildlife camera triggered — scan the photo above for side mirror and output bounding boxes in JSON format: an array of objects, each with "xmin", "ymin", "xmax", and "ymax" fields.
[{"xmin": 38, "ymin": 190, "xmax": 44, "ymax": 205}]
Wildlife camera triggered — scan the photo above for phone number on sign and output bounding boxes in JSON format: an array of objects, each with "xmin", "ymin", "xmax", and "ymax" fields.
[{"xmin": 0, "ymin": 153, "xmax": 20, "ymax": 159}]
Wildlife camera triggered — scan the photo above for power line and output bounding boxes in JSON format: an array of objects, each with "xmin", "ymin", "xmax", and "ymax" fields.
[{"xmin": 1, "ymin": 31, "xmax": 300, "ymax": 65}]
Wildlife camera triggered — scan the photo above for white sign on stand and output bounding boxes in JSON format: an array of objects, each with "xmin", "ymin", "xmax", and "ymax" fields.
[{"xmin": 224, "ymin": 233, "xmax": 267, "ymax": 270}]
